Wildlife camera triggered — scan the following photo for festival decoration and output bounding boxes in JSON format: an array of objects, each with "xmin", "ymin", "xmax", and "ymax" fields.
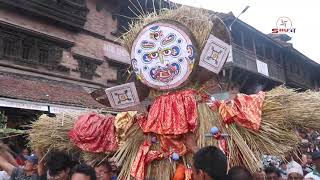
[
  {"xmin": 199, "ymin": 34, "xmax": 231, "ymax": 74},
  {"xmin": 131, "ymin": 21, "xmax": 196, "ymax": 90},
  {"xmin": 27, "ymin": 5, "xmax": 320, "ymax": 180},
  {"xmin": 105, "ymin": 82, "xmax": 140, "ymax": 109},
  {"xmin": 69, "ymin": 113, "xmax": 118, "ymax": 153}
]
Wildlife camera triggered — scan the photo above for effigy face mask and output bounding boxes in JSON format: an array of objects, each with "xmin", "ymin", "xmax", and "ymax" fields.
[{"xmin": 131, "ymin": 21, "xmax": 196, "ymax": 90}]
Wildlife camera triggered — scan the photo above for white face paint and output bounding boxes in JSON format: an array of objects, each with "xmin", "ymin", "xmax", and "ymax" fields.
[{"xmin": 131, "ymin": 22, "xmax": 196, "ymax": 90}]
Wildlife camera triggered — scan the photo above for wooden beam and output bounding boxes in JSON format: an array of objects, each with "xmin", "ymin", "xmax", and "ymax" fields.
[
  {"xmin": 240, "ymin": 31, "xmax": 245, "ymax": 48},
  {"xmin": 226, "ymin": 68, "xmax": 234, "ymax": 90},
  {"xmin": 252, "ymin": 37, "xmax": 257, "ymax": 57},
  {"xmin": 262, "ymin": 43, "xmax": 266, "ymax": 58},
  {"xmin": 239, "ymin": 73, "xmax": 250, "ymax": 90}
]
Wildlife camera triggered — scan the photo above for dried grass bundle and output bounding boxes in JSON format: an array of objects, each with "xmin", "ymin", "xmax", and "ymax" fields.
[
  {"xmin": 81, "ymin": 152, "xmax": 109, "ymax": 166},
  {"xmin": 122, "ymin": 7, "xmax": 213, "ymax": 53},
  {"xmin": 197, "ymin": 103, "xmax": 219, "ymax": 148},
  {"xmin": 28, "ymin": 113, "xmax": 113, "ymax": 163},
  {"xmin": 147, "ymin": 159, "xmax": 174, "ymax": 180},
  {"xmin": 196, "ymin": 92, "xmax": 301, "ymax": 172},
  {"xmin": 28, "ymin": 114, "xmax": 78, "ymax": 154},
  {"xmin": 112, "ymin": 123, "xmax": 145, "ymax": 180},
  {"xmin": 261, "ymin": 86, "xmax": 320, "ymax": 130},
  {"xmin": 284, "ymin": 89, "xmax": 320, "ymax": 129}
]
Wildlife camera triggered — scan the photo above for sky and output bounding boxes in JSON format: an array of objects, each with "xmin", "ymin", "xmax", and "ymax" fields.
[{"xmin": 171, "ymin": 0, "xmax": 320, "ymax": 64}]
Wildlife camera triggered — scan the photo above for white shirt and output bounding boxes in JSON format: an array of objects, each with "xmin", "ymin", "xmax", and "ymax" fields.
[
  {"xmin": 305, "ymin": 172, "xmax": 320, "ymax": 180},
  {"xmin": 0, "ymin": 171, "xmax": 10, "ymax": 180}
]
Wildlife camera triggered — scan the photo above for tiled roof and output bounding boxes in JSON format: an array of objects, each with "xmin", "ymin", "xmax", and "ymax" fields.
[{"xmin": 0, "ymin": 72, "xmax": 105, "ymax": 109}]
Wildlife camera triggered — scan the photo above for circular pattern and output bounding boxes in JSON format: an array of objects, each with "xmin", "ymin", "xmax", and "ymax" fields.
[
  {"xmin": 210, "ymin": 127, "xmax": 219, "ymax": 135},
  {"xmin": 171, "ymin": 153, "xmax": 180, "ymax": 161},
  {"xmin": 131, "ymin": 22, "xmax": 196, "ymax": 90}
]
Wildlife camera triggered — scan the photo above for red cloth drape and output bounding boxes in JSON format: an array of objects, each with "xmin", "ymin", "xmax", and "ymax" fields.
[
  {"xmin": 138, "ymin": 89, "xmax": 198, "ymax": 135},
  {"xmin": 130, "ymin": 140, "xmax": 164, "ymax": 180},
  {"xmin": 68, "ymin": 113, "xmax": 118, "ymax": 153},
  {"xmin": 215, "ymin": 91, "xmax": 266, "ymax": 131}
]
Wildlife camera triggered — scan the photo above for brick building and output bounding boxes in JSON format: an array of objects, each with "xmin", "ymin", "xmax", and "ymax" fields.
[{"xmin": 0, "ymin": 0, "xmax": 132, "ymax": 128}]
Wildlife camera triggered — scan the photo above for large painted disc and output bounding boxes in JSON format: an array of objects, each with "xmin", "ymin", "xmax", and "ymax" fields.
[{"xmin": 131, "ymin": 21, "xmax": 196, "ymax": 90}]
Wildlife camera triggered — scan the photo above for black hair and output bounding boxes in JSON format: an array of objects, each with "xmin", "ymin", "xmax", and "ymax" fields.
[
  {"xmin": 94, "ymin": 161, "xmax": 112, "ymax": 172},
  {"xmin": 193, "ymin": 146, "xmax": 227, "ymax": 180},
  {"xmin": 227, "ymin": 166, "xmax": 253, "ymax": 180},
  {"xmin": 71, "ymin": 164, "xmax": 97, "ymax": 180},
  {"xmin": 45, "ymin": 151, "xmax": 72, "ymax": 176},
  {"xmin": 264, "ymin": 166, "xmax": 281, "ymax": 177}
]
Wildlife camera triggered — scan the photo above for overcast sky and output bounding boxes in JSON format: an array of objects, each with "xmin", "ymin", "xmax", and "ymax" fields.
[{"xmin": 171, "ymin": 0, "xmax": 320, "ymax": 64}]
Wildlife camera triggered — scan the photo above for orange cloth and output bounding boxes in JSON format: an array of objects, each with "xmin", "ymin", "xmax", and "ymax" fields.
[
  {"xmin": 216, "ymin": 91, "xmax": 266, "ymax": 131},
  {"xmin": 159, "ymin": 135, "xmax": 187, "ymax": 156},
  {"xmin": 173, "ymin": 164, "xmax": 193, "ymax": 180}
]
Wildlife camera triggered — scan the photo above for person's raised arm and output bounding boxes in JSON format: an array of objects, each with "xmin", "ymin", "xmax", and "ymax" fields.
[
  {"xmin": 0, "ymin": 149, "xmax": 16, "ymax": 176},
  {"xmin": 34, "ymin": 148, "xmax": 45, "ymax": 176}
]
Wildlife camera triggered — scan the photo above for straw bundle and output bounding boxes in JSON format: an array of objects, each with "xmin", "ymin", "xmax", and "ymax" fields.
[
  {"xmin": 28, "ymin": 113, "xmax": 112, "ymax": 164},
  {"xmin": 81, "ymin": 152, "xmax": 109, "ymax": 166},
  {"xmin": 261, "ymin": 86, "xmax": 320, "ymax": 130},
  {"xmin": 112, "ymin": 123, "xmax": 145, "ymax": 180},
  {"xmin": 197, "ymin": 103, "xmax": 219, "ymax": 148},
  {"xmin": 284, "ymin": 89, "xmax": 320, "ymax": 129},
  {"xmin": 195, "ymin": 87, "xmax": 302, "ymax": 172},
  {"xmin": 28, "ymin": 114, "xmax": 78, "ymax": 154},
  {"xmin": 122, "ymin": 7, "xmax": 213, "ymax": 53},
  {"xmin": 147, "ymin": 159, "xmax": 175, "ymax": 180}
]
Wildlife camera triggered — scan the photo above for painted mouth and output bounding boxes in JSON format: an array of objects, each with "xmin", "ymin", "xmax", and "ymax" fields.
[{"xmin": 150, "ymin": 63, "xmax": 180, "ymax": 83}]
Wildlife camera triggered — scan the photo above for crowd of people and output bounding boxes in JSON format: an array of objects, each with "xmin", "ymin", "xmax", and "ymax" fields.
[
  {"xmin": 0, "ymin": 129, "xmax": 319, "ymax": 180},
  {"xmin": 0, "ymin": 145, "xmax": 117, "ymax": 180},
  {"xmin": 1, "ymin": 144, "xmax": 320, "ymax": 180}
]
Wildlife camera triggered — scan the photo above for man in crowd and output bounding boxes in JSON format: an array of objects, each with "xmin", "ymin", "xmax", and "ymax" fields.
[
  {"xmin": 287, "ymin": 160, "xmax": 304, "ymax": 180},
  {"xmin": 44, "ymin": 150, "xmax": 74, "ymax": 180},
  {"xmin": 192, "ymin": 146, "xmax": 227, "ymax": 180},
  {"xmin": 0, "ymin": 144, "xmax": 39, "ymax": 180},
  {"xmin": 227, "ymin": 166, "xmax": 253, "ymax": 180},
  {"xmin": 305, "ymin": 151, "xmax": 320, "ymax": 180},
  {"xmin": 94, "ymin": 161, "xmax": 113, "ymax": 180},
  {"xmin": 253, "ymin": 170, "xmax": 266, "ymax": 180},
  {"xmin": 265, "ymin": 166, "xmax": 281, "ymax": 180},
  {"xmin": 71, "ymin": 164, "xmax": 97, "ymax": 180},
  {"xmin": 16, "ymin": 148, "xmax": 29, "ymax": 166}
]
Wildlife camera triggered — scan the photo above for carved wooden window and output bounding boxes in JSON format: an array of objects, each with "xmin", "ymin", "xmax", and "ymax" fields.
[
  {"xmin": 0, "ymin": 0, "xmax": 88, "ymax": 30},
  {"xmin": 74, "ymin": 54, "xmax": 103, "ymax": 80},
  {"xmin": 3, "ymin": 37, "xmax": 18, "ymax": 58},
  {"xmin": 0, "ymin": 26, "xmax": 69, "ymax": 73},
  {"xmin": 265, "ymin": 46, "xmax": 273, "ymax": 60},
  {"xmin": 22, "ymin": 38, "xmax": 34, "ymax": 61},
  {"xmin": 39, "ymin": 44, "xmax": 49, "ymax": 65},
  {"xmin": 244, "ymin": 34, "xmax": 253, "ymax": 51}
]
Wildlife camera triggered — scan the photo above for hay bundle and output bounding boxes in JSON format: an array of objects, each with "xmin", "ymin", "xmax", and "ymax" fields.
[
  {"xmin": 122, "ymin": 7, "xmax": 213, "ymax": 53},
  {"xmin": 285, "ymin": 89, "xmax": 320, "ymax": 129},
  {"xmin": 28, "ymin": 114, "xmax": 78, "ymax": 153},
  {"xmin": 260, "ymin": 86, "xmax": 320, "ymax": 130},
  {"xmin": 195, "ymin": 87, "xmax": 303, "ymax": 173},
  {"xmin": 28, "ymin": 113, "xmax": 111, "ymax": 164},
  {"xmin": 112, "ymin": 123, "xmax": 145, "ymax": 180},
  {"xmin": 197, "ymin": 102, "xmax": 219, "ymax": 148}
]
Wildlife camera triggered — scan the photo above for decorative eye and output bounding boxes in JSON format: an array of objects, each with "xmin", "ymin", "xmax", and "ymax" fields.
[
  {"xmin": 149, "ymin": 52, "xmax": 159, "ymax": 59},
  {"xmin": 163, "ymin": 49, "xmax": 172, "ymax": 56},
  {"xmin": 171, "ymin": 46, "xmax": 181, "ymax": 57}
]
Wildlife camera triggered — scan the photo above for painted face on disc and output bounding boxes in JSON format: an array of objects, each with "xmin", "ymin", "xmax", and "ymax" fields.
[{"xmin": 131, "ymin": 22, "xmax": 196, "ymax": 90}]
